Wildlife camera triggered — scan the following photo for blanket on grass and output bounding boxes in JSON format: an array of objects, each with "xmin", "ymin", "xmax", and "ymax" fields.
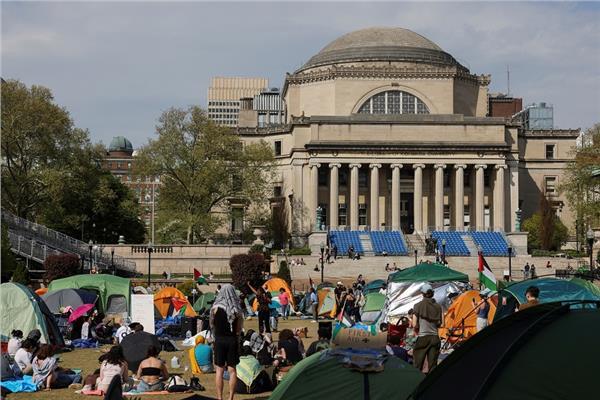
[{"xmin": 0, "ymin": 375, "xmax": 37, "ymax": 393}]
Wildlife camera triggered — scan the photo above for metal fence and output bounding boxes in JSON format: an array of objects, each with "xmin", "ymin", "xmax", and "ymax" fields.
[{"xmin": 2, "ymin": 210, "xmax": 136, "ymax": 273}]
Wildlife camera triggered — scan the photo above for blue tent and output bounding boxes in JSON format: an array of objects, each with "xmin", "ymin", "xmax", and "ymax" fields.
[
  {"xmin": 494, "ymin": 277, "xmax": 600, "ymax": 321},
  {"xmin": 363, "ymin": 279, "xmax": 386, "ymax": 294}
]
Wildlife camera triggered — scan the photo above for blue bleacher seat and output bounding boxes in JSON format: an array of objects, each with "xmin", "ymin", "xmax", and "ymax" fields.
[
  {"xmin": 431, "ymin": 231, "xmax": 470, "ymax": 256},
  {"xmin": 470, "ymin": 231, "xmax": 509, "ymax": 256},
  {"xmin": 369, "ymin": 231, "xmax": 408, "ymax": 255},
  {"xmin": 329, "ymin": 231, "xmax": 363, "ymax": 255}
]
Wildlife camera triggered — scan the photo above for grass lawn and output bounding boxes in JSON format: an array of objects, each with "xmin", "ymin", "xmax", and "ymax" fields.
[{"xmin": 8, "ymin": 317, "xmax": 321, "ymax": 400}]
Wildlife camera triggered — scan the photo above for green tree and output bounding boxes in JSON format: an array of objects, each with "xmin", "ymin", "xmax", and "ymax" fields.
[
  {"xmin": 1, "ymin": 222, "xmax": 18, "ymax": 281},
  {"xmin": 135, "ymin": 106, "xmax": 274, "ymax": 244},
  {"xmin": 523, "ymin": 212, "xmax": 569, "ymax": 252},
  {"xmin": 11, "ymin": 262, "xmax": 29, "ymax": 285},
  {"xmin": 229, "ymin": 253, "xmax": 266, "ymax": 294},
  {"xmin": 277, "ymin": 260, "xmax": 292, "ymax": 286},
  {"xmin": 43, "ymin": 253, "xmax": 80, "ymax": 282}
]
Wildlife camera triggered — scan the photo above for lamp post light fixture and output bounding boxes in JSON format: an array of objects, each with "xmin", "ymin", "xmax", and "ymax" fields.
[
  {"xmin": 507, "ymin": 246, "xmax": 513, "ymax": 281},
  {"xmin": 587, "ymin": 228, "xmax": 594, "ymax": 271},
  {"xmin": 88, "ymin": 240, "xmax": 93, "ymax": 271},
  {"xmin": 111, "ymin": 247, "xmax": 115, "ymax": 275},
  {"xmin": 147, "ymin": 242, "xmax": 154, "ymax": 286},
  {"xmin": 320, "ymin": 242, "xmax": 325, "ymax": 283},
  {"xmin": 441, "ymin": 239, "xmax": 447, "ymax": 264}
]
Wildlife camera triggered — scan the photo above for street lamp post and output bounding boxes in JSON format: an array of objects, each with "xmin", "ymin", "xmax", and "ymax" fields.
[
  {"xmin": 147, "ymin": 242, "xmax": 154, "ymax": 286},
  {"xmin": 414, "ymin": 249, "xmax": 418, "ymax": 265},
  {"xmin": 111, "ymin": 247, "xmax": 115, "ymax": 275},
  {"xmin": 320, "ymin": 242, "xmax": 325, "ymax": 283},
  {"xmin": 587, "ymin": 228, "xmax": 594, "ymax": 271},
  {"xmin": 441, "ymin": 239, "xmax": 447, "ymax": 264},
  {"xmin": 88, "ymin": 240, "xmax": 93, "ymax": 271},
  {"xmin": 507, "ymin": 246, "xmax": 513, "ymax": 281}
]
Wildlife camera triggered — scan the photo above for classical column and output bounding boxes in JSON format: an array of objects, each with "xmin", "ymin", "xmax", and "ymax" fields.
[
  {"xmin": 494, "ymin": 165, "xmax": 507, "ymax": 231},
  {"xmin": 329, "ymin": 163, "xmax": 341, "ymax": 229},
  {"xmin": 349, "ymin": 163, "xmax": 361, "ymax": 230},
  {"xmin": 309, "ymin": 163, "xmax": 321, "ymax": 230},
  {"xmin": 474, "ymin": 164, "xmax": 487, "ymax": 230},
  {"xmin": 413, "ymin": 164, "xmax": 425, "ymax": 233},
  {"xmin": 390, "ymin": 164, "xmax": 403, "ymax": 230},
  {"xmin": 508, "ymin": 160, "xmax": 519, "ymax": 232},
  {"xmin": 292, "ymin": 161, "xmax": 305, "ymax": 233},
  {"xmin": 454, "ymin": 165, "xmax": 466, "ymax": 230},
  {"xmin": 434, "ymin": 164, "xmax": 446, "ymax": 230},
  {"xmin": 369, "ymin": 164, "xmax": 382, "ymax": 230}
]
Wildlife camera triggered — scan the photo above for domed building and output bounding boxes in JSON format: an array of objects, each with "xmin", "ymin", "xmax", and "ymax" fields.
[{"xmin": 238, "ymin": 27, "xmax": 578, "ymax": 251}]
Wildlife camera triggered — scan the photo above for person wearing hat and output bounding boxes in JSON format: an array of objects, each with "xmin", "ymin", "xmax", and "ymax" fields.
[
  {"xmin": 412, "ymin": 283, "xmax": 442, "ymax": 373},
  {"xmin": 473, "ymin": 289, "xmax": 491, "ymax": 332}
]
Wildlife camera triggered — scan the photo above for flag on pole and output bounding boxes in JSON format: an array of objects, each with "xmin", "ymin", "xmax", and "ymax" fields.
[
  {"xmin": 308, "ymin": 276, "xmax": 315, "ymax": 290},
  {"xmin": 478, "ymin": 251, "xmax": 497, "ymax": 291},
  {"xmin": 194, "ymin": 268, "xmax": 208, "ymax": 285},
  {"xmin": 193, "ymin": 268, "xmax": 201, "ymax": 280}
]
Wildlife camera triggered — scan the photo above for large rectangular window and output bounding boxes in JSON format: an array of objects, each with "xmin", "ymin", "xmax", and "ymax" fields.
[
  {"xmin": 359, "ymin": 169, "xmax": 368, "ymax": 188},
  {"xmin": 231, "ymin": 208, "xmax": 244, "ymax": 233},
  {"xmin": 338, "ymin": 204, "xmax": 347, "ymax": 226},
  {"xmin": 318, "ymin": 168, "xmax": 328, "ymax": 186},
  {"xmin": 545, "ymin": 144, "xmax": 556, "ymax": 160},
  {"xmin": 359, "ymin": 204, "xmax": 367, "ymax": 226},
  {"xmin": 545, "ymin": 176, "xmax": 557, "ymax": 195},
  {"xmin": 274, "ymin": 141, "xmax": 282, "ymax": 156}
]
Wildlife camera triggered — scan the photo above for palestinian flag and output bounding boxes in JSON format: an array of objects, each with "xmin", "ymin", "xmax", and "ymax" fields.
[
  {"xmin": 194, "ymin": 268, "xmax": 208, "ymax": 285},
  {"xmin": 478, "ymin": 251, "xmax": 497, "ymax": 291}
]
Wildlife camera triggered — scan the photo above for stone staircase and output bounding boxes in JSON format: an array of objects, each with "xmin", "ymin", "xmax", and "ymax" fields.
[
  {"xmin": 462, "ymin": 235, "xmax": 479, "ymax": 256},
  {"xmin": 358, "ymin": 233, "xmax": 374, "ymax": 256},
  {"xmin": 405, "ymin": 234, "xmax": 425, "ymax": 255}
]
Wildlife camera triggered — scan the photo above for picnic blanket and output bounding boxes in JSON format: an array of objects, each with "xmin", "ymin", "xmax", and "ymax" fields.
[
  {"xmin": 71, "ymin": 338, "xmax": 98, "ymax": 348},
  {"xmin": 0, "ymin": 375, "xmax": 37, "ymax": 393}
]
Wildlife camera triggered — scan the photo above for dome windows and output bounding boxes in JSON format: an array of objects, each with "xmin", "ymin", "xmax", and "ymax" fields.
[{"xmin": 357, "ymin": 91, "xmax": 430, "ymax": 115}]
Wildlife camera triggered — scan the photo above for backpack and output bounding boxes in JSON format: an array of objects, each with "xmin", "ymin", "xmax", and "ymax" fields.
[
  {"xmin": 0, "ymin": 354, "xmax": 21, "ymax": 381},
  {"xmin": 166, "ymin": 375, "xmax": 189, "ymax": 392}
]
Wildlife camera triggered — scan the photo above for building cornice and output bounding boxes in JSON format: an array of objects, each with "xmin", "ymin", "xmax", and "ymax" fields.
[
  {"xmin": 305, "ymin": 141, "xmax": 509, "ymax": 153},
  {"xmin": 519, "ymin": 129, "xmax": 581, "ymax": 138},
  {"xmin": 295, "ymin": 114, "xmax": 507, "ymax": 126}
]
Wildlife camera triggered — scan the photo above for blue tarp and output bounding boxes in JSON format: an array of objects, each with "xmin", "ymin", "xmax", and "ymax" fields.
[
  {"xmin": 0, "ymin": 375, "xmax": 37, "ymax": 393},
  {"xmin": 71, "ymin": 338, "xmax": 98, "ymax": 348}
]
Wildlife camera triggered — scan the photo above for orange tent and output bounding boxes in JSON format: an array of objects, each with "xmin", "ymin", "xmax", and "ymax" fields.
[
  {"xmin": 439, "ymin": 290, "xmax": 496, "ymax": 343},
  {"xmin": 35, "ymin": 288, "xmax": 48, "ymax": 296},
  {"xmin": 252, "ymin": 277, "xmax": 295, "ymax": 311},
  {"xmin": 153, "ymin": 287, "xmax": 197, "ymax": 318}
]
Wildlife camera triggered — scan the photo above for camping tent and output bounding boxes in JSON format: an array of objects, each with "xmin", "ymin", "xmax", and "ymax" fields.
[
  {"xmin": 42, "ymin": 288, "xmax": 99, "ymax": 314},
  {"xmin": 317, "ymin": 287, "xmax": 337, "ymax": 318},
  {"xmin": 439, "ymin": 290, "xmax": 496, "ymax": 343},
  {"xmin": 363, "ymin": 279, "xmax": 386, "ymax": 294},
  {"xmin": 383, "ymin": 263, "xmax": 468, "ymax": 322},
  {"xmin": 153, "ymin": 287, "xmax": 197, "ymax": 318},
  {"xmin": 270, "ymin": 349, "xmax": 424, "ymax": 400},
  {"xmin": 409, "ymin": 301, "xmax": 600, "ymax": 400},
  {"xmin": 192, "ymin": 292, "xmax": 216, "ymax": 314},
  {"xmin": 570, "ymin": 277, "xmax": 600, "ymax": 297},
  {"xmin": 252, "ymin": 277, "xmax": 295, "ymax": 311},
  {"xmin": 494, "ymin": 277, "xmax": 600, "ymax": 321},
  {"xmin": 360, "ymin": 293, "xmax": 386, "ymax": 324},
  {"xmin": 0, "ymin": 283, "xmax": 65, "ymax": 346},
  {"xmin": 48, "ymin": 274, "xmax": 131, "ymax": 314}
]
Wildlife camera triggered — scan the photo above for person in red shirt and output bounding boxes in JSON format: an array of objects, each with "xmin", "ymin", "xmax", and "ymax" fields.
[{"xmin": 278, "ymin": 288, "xmax": 290, "ymax": 320}]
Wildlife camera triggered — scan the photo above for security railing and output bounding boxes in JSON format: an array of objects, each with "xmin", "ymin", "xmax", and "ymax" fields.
[{"xmin": 2, "ymin": 209, "xmax": 136, "ymax": 273}]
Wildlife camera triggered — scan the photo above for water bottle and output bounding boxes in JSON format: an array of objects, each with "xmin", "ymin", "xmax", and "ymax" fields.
[
  {"xmin": 171, "ymin": 356, "xmax": 180, "ymax": 369},
  {"xmin": 186, "ymin": 330, "xmax": 192, "ymax": 339}
]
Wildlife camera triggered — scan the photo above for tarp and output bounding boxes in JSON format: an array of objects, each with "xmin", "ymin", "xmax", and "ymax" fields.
[
  {"xmin": 42, "ymin": 288, "xmax": 98, "ymax": 314},
  {"xmin": 439, "ymin": 290, "xmax": 496, "ymax": 343},
  {"xmin": 494, "ymin": 277, "xmax": 600, "ymax": 321},
  {"xmin": 0, "ymin": 283, "xmax": 65, "ymax": 346},
  {"xmin": 317, "ymin": 287, "xmax": 337, "ymax": 318},
  {"xmin": 270, "ymin": 349, "xmax": 424, "ymax": 400},
  {"xmin": 192, "ymin": 292, "xmax": 216, "ymax": 313},
  {"xmin": 410, "ymin": 302, "xmax": 600, "ymax": 400},
  {"xmin": 363, "ymin": 279, "xmax": 386, "ymax": 294},
  {"xmin": 384, "ymin": 281, "xmax": 464, "ymax": 322},
  {"xmin": 389, "ymin": 262, "xmax": 469, "ymax": 283},
  {"xmin": 153, "ymin": 287, "xmax": 197, "ymax": 318},
  {"xmin": 48, "ymin": 275, "xmax": 131, "ymax": 314}
]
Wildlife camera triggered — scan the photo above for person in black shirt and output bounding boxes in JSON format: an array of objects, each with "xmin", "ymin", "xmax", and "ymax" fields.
[
  {"xmin": 210, "ymin": 284, "xmax": 243, "ymax": 400},
  {"xmin": 248, "ymin": 282, "xmax": 271, "ymax": 334},
  {"xmin": 276, "ymin": 329, "xmax": 303, "ymax": 365}
]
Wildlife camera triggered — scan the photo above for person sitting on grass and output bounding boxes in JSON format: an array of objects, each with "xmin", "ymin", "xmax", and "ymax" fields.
[
  {"xmin": 274, "ymin": 329, "xmax": 303, "ymax": 366},
  {"xmin": 96, "ymin": 345, "xmax": 129, "ymax": 393},
  {"xmin": 305, "ymin": 327, "xmax": 331, "ymax": 357},
  {"xmin": 14, "ymin": 338, "xmax": 35, "ymax": 375},
  {"xmin": 193, "ymin": 335, "xmax": 214, "ymax": 373},
  {"xmin": 8, "ymin": 330, "xmax": 23, "ymax": 356},
  {"xmin": 32, "ymin": 344, "xmax": 81, "ymax": 390},
  {"xmin": 135, "ymin": 345, "xmax": 169, "ymax": 392}
]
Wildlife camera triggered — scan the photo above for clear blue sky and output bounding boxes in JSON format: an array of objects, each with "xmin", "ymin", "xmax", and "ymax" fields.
[{"xmin": 3, "ymin": 1, "xmax": 599, "ymax": 147}]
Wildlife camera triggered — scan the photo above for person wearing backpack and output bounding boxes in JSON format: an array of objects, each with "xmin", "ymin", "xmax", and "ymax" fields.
[{"xmin": 305, "ymin": 327, "xmax": 331, "ymax": 357}]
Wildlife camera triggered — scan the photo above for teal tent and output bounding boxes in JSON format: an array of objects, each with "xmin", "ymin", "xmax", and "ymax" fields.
[
  {"xmin": 388, "ymin": 262, "xmax": 468, "ymax": 283},
  {"xmin": 48, "ymin": 274, "xmax": 131, "ymax": 314},
  {"xmin": 363, "ymin": 279, "xmax": 386, "ymax": 294},
  {"xmin": 570, "ymin": 277, "xmax": 600, "ymax": 297},
  {"xmin": 193, "ymin": 292, "xmax": 216, "ymax": 314},
  {"xmin": 494, "ymin": 277, "xmax": 600, "ymax": 321},
  {"xmin": 270, "ymin": 349, "xmax": 424, "ymax": 400},
  {"xmin": 361, "ymin": 292, "xmax": 386, "ymax": 324}
]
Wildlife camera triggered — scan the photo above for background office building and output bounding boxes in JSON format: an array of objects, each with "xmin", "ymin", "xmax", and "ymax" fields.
[{"xmin": 207, "ymin": 77, "xmax": 268, "ymax": 126}]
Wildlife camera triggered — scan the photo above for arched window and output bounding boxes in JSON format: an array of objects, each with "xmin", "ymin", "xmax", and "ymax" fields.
[{"xmin": 357, "ymin": 90, "xmax": 430, "ymax": 115}]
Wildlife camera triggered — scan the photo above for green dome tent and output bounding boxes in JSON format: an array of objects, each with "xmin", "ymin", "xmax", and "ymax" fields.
[
  {"xmin": 270, "ymin": 349, "xmax": 424, "ymax": 400},
  {"xmin": 388, "ymin": 262, "xmax": 469, "ymax": 283},
  {"xmin": 361, "ymin": 292, "xmax": 387, "ymax": 324},
  {"xmin": 192, "ymin": 292, "xmax": 216, "ymax": 314},
  {"xmin": 0, "ymin": 283, "xmax": 64, "ymax": 346},
  {"xmin": 48, "ymin": 274, "xmax": 131, "ymax": 314},
  {"xmin": 363, "ymin": 279, "xmax": 386, "ymax": 294},
  {"xmin": 494, "ymin": 277, "xmax": 600, "ymax": 321},
  {"xmin": 410, "ymin": 301, "xmax": 600, "ymax": 400}
]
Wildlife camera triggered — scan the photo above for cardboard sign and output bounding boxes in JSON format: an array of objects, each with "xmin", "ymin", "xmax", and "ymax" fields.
[
  {"xmin": 332, "ymin": 326, "xmax": 387, "ymax": 350},
  {"xmin": 131, "ymin": 294, "xmax": 155, "ymax": 334}
]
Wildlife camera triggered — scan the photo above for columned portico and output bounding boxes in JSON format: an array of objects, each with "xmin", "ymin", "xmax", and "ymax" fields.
[
  {"xmin": 349, "ymin": 163, "xmax": 361, "ymax": 229},
  {"xmin": 413, "ymin": 164, "xmax": 425, "ymax": 233},
  {"xmin": 454, "ymin": 164, "xmax": 466, "ymax": 230},
  {"xmin": 494, "ymin": 165, "xmax": 507, "ymax": 231},
  {"xmin": 474, "ymin": 164, "xmax": 487, "ymax": 230},
  {"xmin": 434, "ymin": 164, "xmax": 446, "ymax": 230},
  {"xmin": 390, "ymin": 164, "xmax": 402, "ymax": 230},
  {"xmin": 309, "ymin": 163, "xmax": 321, "ymax": 229},
  {"xmin": 329, "ymin": 163, "xmax": 341, "ymax": 228},
  {"xmin": 369, "ymin": 164, "xmax": 382, "ymax": 230}
]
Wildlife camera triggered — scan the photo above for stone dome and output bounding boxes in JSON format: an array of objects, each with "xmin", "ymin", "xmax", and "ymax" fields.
[
  {"xmin": 108, "ymin": 136, "xmax": 133, "ymax": 154},
  {"xmin": 298, "ymin": 27, "xmax": 462, "ymax": 72}
]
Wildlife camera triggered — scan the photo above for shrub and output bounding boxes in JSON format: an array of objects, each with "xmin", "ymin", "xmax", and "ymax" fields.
[
  {"xmin": 43, "ymin": 253, "xmax": 80, "ymax": 282},
  {"xmin": 277, "ymin": 260, "xmax": 292, "ymax": 286},
  {"xmin": 229, "ymin": 253, "xmax": 266, "ymax": 294},
  {"xmin": 288, "ymin": 246, "xmax": 311, "ymax": 256},
  {"xmin": 177, "ymin": 280, "xmax": 196, "ymax": 297},
  {"xmin": 11, "ymin": 262, "xmax": 29, "ymax": 285},
  {"xmin": 248, "ymin": 244, "xmax": 265, "ymax": 254}
]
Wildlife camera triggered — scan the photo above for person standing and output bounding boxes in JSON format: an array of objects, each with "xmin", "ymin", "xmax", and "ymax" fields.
[
  {"xmin": 530, "ymin": 264, "xmax": 537, "ymax": 279},
  {"xmin": 248, "ymin": 283, "xmax": 271, "ymax": 334},
  {"xmin": 210, "ymin": 284, "xmax": 243, "ymax": 400},
  {"xmin": 332, "ymin": 244, "xmax": 338, "ymax": 260},
  {"xmin": 412, "ymin": 284, "xmax": 442, "ymax": 373},
  {"xmin": 307, "ymin": 287, "xmax": 318, "ymax": 322},
  {"xmin": 278, "ymin": 288, "xmax": 290, "ymax": 320},
  {"xmin": 523, "ymin": 262, "xmax": 530, "ymax": 279},
  {"xmin": 334, "ymin": 282, "xmax": 346, "ymax": 314},
  {"xmin": 473, "ymin": 289, "xmax": 491, "ymax": 332}
]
